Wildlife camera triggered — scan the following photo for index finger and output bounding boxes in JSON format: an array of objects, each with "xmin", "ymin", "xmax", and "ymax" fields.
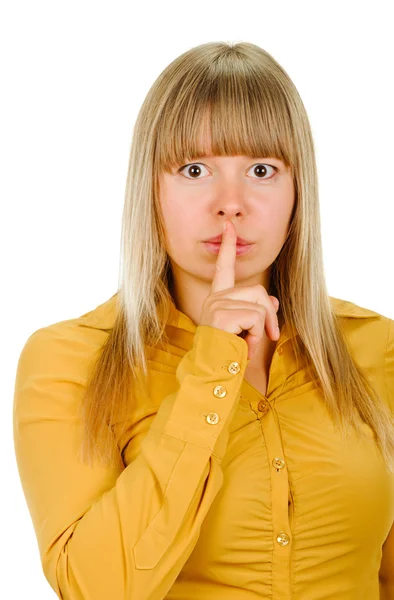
[{"xmin": 210, "ymin": 219, "xmax": 236, "ymax": 294}]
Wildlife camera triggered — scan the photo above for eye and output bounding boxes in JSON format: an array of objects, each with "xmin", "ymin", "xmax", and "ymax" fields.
[
  {"xmin": 177, "ymin": 162, "xmax": 278, "ymax": 180},
  {"xmin": 248, "ymin": 163, "xmax": 278, "ymax": 180},
  {"xmin": 178, "ymin": 163, "xmax": 209, "ymax": 179}
]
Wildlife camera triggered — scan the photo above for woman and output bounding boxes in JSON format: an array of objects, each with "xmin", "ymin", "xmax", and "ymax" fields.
[{"xmin": 13, "ymin": 41, "xmax": 394, "ymax": 599}]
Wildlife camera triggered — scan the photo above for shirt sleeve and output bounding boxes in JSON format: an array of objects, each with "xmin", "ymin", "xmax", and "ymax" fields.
[
  {"xmin": 385, "ymin": 318, "xmax": 394, "ymax": 414},
  {"xmin": 378, "ymin": 318, "xmax": 394, "ymax": 584},
  {"xmin": 13, "ymin": 323, "xmax": 249, "ymax": 600}
]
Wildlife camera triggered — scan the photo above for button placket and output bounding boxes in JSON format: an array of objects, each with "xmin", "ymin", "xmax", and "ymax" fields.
[
  {"xmin": 257, "ymin": 397, "xmax": 292, "ymax": 595},
  {"xmin": 245, "ymin": 342, "xmax": 287, "ymax": 415},
  {"xmin": 257, "ymin": 400, "xmax": 269, "ymax": 414},
  {"xmin": 272, "ymin": 457, "xmax": 285, "ymax": 471},
  {"xmin": 276, "ymin": 531, "xmax": 290, "ymax": 546}
]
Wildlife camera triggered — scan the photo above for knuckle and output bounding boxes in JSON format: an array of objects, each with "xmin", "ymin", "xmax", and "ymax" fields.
[{"xmin": 256, "ymin": 283, "xmax": 268, "ymax": 294}]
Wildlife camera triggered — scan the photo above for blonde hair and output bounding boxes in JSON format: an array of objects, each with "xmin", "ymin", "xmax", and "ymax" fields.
[{"xmin": 79, "ymin": 41, "xmax": 394, "ymax": 472}]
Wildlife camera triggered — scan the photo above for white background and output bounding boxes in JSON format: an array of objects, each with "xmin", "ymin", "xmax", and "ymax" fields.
[{"xmin": 2, "ymin": 0, "xmax": 393, "ymax": 597}]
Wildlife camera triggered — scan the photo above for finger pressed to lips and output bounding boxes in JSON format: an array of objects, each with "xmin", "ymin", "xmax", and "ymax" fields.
[
  {"xmin": 210, "ymin": 219, "xmax": 236, "ymax": 294},
  {"xmin": 210, "ymin": 219, "xmax": 279, "ymax": 340}
]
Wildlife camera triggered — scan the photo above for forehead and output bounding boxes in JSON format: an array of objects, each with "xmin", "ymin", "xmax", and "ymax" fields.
[{"xmin": 185, "ymin": 117, "xmax": 284, "ymax": 162}]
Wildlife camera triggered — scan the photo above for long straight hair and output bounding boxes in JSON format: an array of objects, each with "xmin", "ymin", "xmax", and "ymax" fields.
[{"xmin": 79, "ymin": 41, "xmax": 394, "ymax": 473}]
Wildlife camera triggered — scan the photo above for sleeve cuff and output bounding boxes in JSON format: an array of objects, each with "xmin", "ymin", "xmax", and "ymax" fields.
[{"xmin": 161, "ymin": 325, "xmax": 249, "ymax": 457}]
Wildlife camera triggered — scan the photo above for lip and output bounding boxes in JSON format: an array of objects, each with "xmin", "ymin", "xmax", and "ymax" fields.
[
  {"xmin": 203, "ymin": 241, "xmax": 254, "ymax": 256},
  {"xmin": 203, "ymin": 234, "xmax": 252, "ymax": 245}
]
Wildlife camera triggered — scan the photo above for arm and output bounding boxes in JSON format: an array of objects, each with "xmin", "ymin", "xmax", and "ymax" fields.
[
  {"xmin": 13, "ymin": 323, "xmax": 248, "ymax": 600},
  {"xmin": 380, "ymin": 318, "xmax": 394, "ymax": 596}
]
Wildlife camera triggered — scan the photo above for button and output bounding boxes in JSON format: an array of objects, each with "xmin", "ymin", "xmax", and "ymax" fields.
[
  {"xmin": 276, "ymin": 532, "xmax": 290, "ymax": 546},
  {"xmin": 272, "ymin": 457, "xmax": 285, "ymax": 469},
  {"xmin": 206, "ymin": 412, "xmax": 220, "ymax": 425},
  {"xmin": 278, "ymin": 346, "xmax": 284, "ymax": 356},
  {"xmin": 257, "ymin": 400, "xmax": 269, "ymax": 414},
  {"xmin": 228, "ymin": 361, "xmax": 241, "ymax": 374},
  {"xmin": 213, "ymin": 385, "xmax": 227, "ymax": 398}
]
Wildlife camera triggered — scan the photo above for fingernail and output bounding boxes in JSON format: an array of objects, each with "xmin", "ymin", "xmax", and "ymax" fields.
[{"xmin": 223, "ymin": 222, "xmax": 228, "ymax": 233}]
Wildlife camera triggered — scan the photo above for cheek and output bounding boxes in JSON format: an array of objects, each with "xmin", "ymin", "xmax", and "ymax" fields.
[
  {"xmin": 166, "ymin": 209, "xmax": 195, "ymax": 236},
  {"xmin": 160, "ymin": 202, "xmax": 183, "ymax": 234},
  {"xmin": 166, "ymin": 200, "xmax": 201, "ymax": 232},
  {"xmin": 256, "ymin": 206, "xmax": 291, "ymax": 255},
  {"xmin": 269, "ymin": 198, "xmax": 294, "ymax": 232},
  {"xmin": 161, "ymin": 208, "xmax": 198, "ymax": 256}
]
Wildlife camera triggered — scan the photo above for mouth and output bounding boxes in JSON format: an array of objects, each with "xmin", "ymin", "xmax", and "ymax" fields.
[
  {"xmin": 203, "ymin": 234, "xmax": 252, "ymax": 245},
  {"xmin": 203, "ymin": 240, "xmax": 254, "ymax": 256}
]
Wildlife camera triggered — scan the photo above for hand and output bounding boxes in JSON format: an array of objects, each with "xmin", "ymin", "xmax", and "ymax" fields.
[{"xmin": 199, "ymin": 219, "xmax": 280, "ymax": 360}]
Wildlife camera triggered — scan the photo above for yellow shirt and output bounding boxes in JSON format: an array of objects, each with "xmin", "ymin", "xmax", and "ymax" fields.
[{"xmin": 13, "ymin": 293, "xmax": 394, "ymax": 599}]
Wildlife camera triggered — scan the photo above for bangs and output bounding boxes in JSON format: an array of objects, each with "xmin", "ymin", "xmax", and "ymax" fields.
[{"xmin": 155, "ymin": 66, "xmax": 297, "ymax": 174}]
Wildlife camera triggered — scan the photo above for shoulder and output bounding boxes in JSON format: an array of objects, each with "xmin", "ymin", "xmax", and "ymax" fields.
[
  {"xmin": 330, "ymin": 295, "xmax": 394, "ymax": 411},
  {"xmin": 77, "ymin": 292, "xmax": 119, "ymax": 330},
  {"xmin": 381, "ymin": 313, "xmax": 394, "ymax": 411},
  {"xmin": 329, "ymin": 294, "xmax": 391, "ymax": 350},
  {"xmin": 330, "ymin": 295, "xmax": 392, "ymax": 347},
  {"xmin": 330, "ymin": 295, "xmax": 384, "ymax": 320},
  {"xmin": 15, "ymin": 293, "xmax": 119, "ymax": 388}
]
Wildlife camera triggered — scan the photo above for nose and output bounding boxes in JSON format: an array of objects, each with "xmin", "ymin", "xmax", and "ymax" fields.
[{"xmin": 215, "ymin": 185, "xmax": 247, "ymax": 219}]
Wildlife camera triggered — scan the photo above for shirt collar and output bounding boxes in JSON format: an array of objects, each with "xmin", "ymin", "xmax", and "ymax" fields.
[{"xmin": 81, "ymin": 291, "xmax": 380, "ymax": 341}]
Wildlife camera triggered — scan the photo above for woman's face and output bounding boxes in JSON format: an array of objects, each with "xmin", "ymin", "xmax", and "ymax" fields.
[{"xmin": 158, "ymin": 154, "xmax": 295, "ymax": 290}]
